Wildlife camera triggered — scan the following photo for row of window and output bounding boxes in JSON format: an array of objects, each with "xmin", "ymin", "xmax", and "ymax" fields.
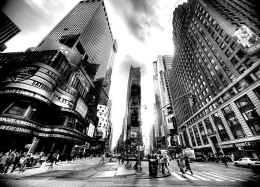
[{"xmin": 185, "ymin": 87, "xmax": 260, "ymax": 147}]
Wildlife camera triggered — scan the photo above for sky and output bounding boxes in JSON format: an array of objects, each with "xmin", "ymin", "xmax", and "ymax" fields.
[{"xmin": 1, "ymin": 0, "xmax": 187, "ymax": 151}]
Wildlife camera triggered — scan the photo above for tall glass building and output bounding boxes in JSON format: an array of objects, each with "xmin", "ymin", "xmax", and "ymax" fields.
[
  {"xmin": 171, "ymin": 0, "xmax": 260, "ymax": 159},
  {"xmin": 36, "ymin": 0, "xmax": 117, "ymax": 97}
]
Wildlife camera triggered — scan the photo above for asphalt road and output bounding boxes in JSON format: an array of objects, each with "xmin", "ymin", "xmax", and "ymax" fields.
[{"xmin": 0, "ymin": 157, "xmax": 259, "ymax": 187}]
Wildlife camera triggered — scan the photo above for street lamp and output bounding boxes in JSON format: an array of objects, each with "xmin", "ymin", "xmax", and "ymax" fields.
[{"xmin": 136, "ymin": 104, "xmax": 147, "ymax": 176}]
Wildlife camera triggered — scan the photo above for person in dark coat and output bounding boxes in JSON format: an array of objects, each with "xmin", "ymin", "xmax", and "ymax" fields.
[
  {"xmin": 10, "ymin": 152, "xmax": 21, "ymax": 173},
  {"xmin": 0, "ymin": 152, "xmax": 10, "ymax": 174},
  {"xmin": 185, "ymin": 155, "xmax": 193, "ymax": 175},
  {"xmin": 47, "ymin": 153, "xmax": 55, "ymax": 172}
]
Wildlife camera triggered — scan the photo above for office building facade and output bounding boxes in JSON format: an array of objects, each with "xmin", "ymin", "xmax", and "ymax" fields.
[
  {"xmin": 0, "ymin": 10, "xmax": 20, "ymax": 52},
  {"xmin": 153, "ymin": 56, "xmax": 178, "ymax": 151},
  {"xmin": 171, "ymin": 0, "xmax": 260, "ymax": 159},
  {"xmin": 0, "ymin": 50, "xmax": 99, "ymax": 155}
]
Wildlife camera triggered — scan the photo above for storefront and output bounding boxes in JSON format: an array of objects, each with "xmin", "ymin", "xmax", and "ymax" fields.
[{"xmin": 221, "ymin": 140, "xmax": 260, "ymax": 159}]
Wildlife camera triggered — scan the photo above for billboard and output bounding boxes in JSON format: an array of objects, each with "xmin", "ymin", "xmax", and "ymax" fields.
[
  {"xmin": 75, "ymin": 97, "xmax": 88, "ymax": 118},
  {"xmin": 87, "ymin": 123, "xmax": 95, "ymax": 138},
  {"xmin": 232, "ymin": 25, "xmax": 260, "ymax": 56},
  {"xmin": 2, "ymin": 62, "xmax": 77, "ymax": 109},
  {"xmin": 166, "ymin": 114, "xmax": 174, "ymax": 130}
]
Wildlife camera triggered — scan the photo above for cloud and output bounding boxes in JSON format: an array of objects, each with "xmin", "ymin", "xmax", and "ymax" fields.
[
  {"xmin": 2, "ymin": 0, "xmax": 79, "ymax": 33},
  {"xmin": 119, "ymin": 55, "xmax": 148, "ymax": 76},
  {"xmin": 108, "ymin": 0, "xmax": 163, "ymax": 42}
]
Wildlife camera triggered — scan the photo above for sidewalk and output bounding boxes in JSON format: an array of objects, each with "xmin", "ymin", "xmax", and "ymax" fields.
[
  {"xmin": 0, "ymin": 158, "xmax": 98, "ymax": 179},
  {"xmin": 115, "ymin": 161, "xmax": 171, "ymax": 179}
]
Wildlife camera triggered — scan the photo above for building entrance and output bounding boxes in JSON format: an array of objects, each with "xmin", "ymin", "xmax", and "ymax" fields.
[{"xmin": 210, "ymin": 136, "xmax": 222, "ymax": 155}]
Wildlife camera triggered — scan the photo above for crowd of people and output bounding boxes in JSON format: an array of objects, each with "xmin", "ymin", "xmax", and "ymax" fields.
[{"xmin": 0, "ymin": 151, "xmax": 61, "ymax": 174}]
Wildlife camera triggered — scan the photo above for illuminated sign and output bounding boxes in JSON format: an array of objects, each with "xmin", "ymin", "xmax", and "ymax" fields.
[
  {"xmin": 87, "ymin": 123, "xmax": 95, "ymax": 137},
  {"xmin": 0, "ymin": 89, "xmax": 51, "ymax": 104},
  {"xmin": 75, "ymin": 97, "xmax": 88, "ymax": 118},
  {"xmin": 2, "ymin": 62, "xmax": 77, "ymax": 109},
  {"xmin": 0, "ymin": 117, "xmax": 38, "ymax": 129},
  {"xmin": 0, "ymin": 117, "xmax": 87, "ymax": 142},
  {"xmin": 166, "ymin": 114, "xmax": 174, "ymax": 130},
  {"xmin": 232, "ymin": 25, "xmax": 260, "ymax": 56}
]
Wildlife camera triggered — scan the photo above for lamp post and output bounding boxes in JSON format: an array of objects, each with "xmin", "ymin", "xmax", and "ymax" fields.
[{"xmin": 136, "ymin": 104, "xmax": 147, "ymax": 176}]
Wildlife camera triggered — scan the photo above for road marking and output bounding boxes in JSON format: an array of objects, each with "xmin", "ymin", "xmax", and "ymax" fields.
[
  {"xmin": 209, "ymin": 172, "xmax": 246, "ymax": 181},
  {"xmin": 194, "ymin": 172, "xmax": 223, "ymax": 181},
  {"xmin": 170, "ymin": 172, "xmax": 187, "ymax": 180},
  {"xmin": 177, "ymin": 172, "xmax": 199, "ymax": 180},
  {"xmin": 192, "ymin": 173, "xmax": 211, "ymax": 181},
  {"xmin": 202, "ymin": 172, "xmax": 235, "ymax": 181}
]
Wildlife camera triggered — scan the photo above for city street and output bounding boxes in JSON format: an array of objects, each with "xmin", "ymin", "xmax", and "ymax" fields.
[{"xmin": 0, "ymin": 157, "xmax": 259, "ymax": 187}]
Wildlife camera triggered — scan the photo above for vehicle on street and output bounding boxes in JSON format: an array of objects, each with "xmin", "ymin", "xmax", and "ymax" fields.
[{"xmin": 234, "ymin": 157, "xmax": 260, "ymax": 168}]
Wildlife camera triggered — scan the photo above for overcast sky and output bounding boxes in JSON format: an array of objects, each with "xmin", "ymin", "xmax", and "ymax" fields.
[{"xmin": 2, "ymin": 0, "xmax": 187, "ymax": 150}]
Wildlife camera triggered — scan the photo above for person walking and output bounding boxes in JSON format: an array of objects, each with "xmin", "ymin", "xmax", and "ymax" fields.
[
  {"xmin": 46, "ymin": 153, "xmax": 55, "ymax": 172},
  {"xmin": 185, "ymin": 155, "xmax": 193, "ymax": 175},
  {"xmin": 118, "ymin": 154, "xmax": 121, "ymax": 164},
  {"xmin": 19, "ymin": 154, "xmax": 30, "ymax": 173},
  {"xmin": 163, "ymin": 155, "xmax": 170, "ymax": 174},
  {"xmin": 99, "ymin": 153, "xmax": 105, "ymax": 164},
  {"xmin": 178, "ymin": 155, "xmax": 186, "ymax": 178},
  {"xmin": 223, "ymin": 155, "xmax": 229, "ymax": 168},
  {"xmin": 0, "ymin": 152, "xmax": 10, "ymax": 174},
  {"xmin": 160, "ymin": 155, "xmax": 165, "ymax": 175},
  {"xmin": 10, "ymin": 152, "xmax": 21, "ymax": 173}
]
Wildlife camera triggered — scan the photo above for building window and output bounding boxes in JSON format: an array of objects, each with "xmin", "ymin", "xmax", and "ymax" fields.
[
  {"xmin": 204, "ymin": 117, "xmax": 214, "ymax": 134},
  {"xmin": 222, "ymin": 105, "xmax": 246, "ymax": 139},
  {"xmin": 235, "ymin": 95, "xmax": 260, "ymax": 135},
  {"xmin": 4, "ymin": 101, "xmax": 30, "ymax": 117},
  {"xmin": 189, "ymin": 128, "xmax": 196, "ymax": 147},
  {"xmin": 198, "ymin": 122, "xmax": 209, "ymax": 144},
  {"xmin": 212, "ymin": 112, "xmax": 230, "ymax": 141},
  {"xmin": 193, "ymin": 125, "xmax": 202, "ymax": 146}
]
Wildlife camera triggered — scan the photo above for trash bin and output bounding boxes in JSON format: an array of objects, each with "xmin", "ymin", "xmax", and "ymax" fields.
[{"xmin": 149, "ymin": 159, "xmax": 157, "ymax": 176}]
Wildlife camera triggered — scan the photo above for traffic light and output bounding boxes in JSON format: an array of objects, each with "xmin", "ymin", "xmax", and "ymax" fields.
[{"xmin": 189, "ymin": 94, "xmax": 197, "ymax": 107}]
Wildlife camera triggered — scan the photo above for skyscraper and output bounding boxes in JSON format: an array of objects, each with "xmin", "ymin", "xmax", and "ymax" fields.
[
  {"xmin": 171, "ymin": 0, "xmax": 260, "ymax": 158},
  {"xmin": 0, "ymin": 10, "xmax": 20, "ymax": 52},
  {"xmin": 153, "ymin": 55, "xmax": 178, "ymax": 151},
  {"xmin": 36, "ymin": 0, "xmax": 117, "ymax": 97},
  {"xmin": 124, "ymin": 66, "xmax": 141, "ymax": 154}
]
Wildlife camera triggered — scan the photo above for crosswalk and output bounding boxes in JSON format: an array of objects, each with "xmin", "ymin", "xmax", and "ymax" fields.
[{"xmin": 169, "ymin": 171, "xmax": 260, "ymax": 182}]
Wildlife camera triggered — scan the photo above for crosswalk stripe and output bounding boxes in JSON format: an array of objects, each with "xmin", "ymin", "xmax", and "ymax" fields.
[
  {"xmin": 202, "ymin": 172, "xmax": 235, "ymax": 181},
  {"xmin": 194, "ymin": 172, "xmax": 223, "ymax": 181},
  {"xmin": 192, "ymin": 174, "xmax": 211, "ymax": 181},
  {"xmin": 209, "ymin": 172, "xmax": 245, "ymax": 181},
  {"xmin": 177, "ymin": 172, "xmax": 199, "ymax": 180},
  {"xmin": 170, "ymin": 172, "xmax": 187, "ymax": 180}
]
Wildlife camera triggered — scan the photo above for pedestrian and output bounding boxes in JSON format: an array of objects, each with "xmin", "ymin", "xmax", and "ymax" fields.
[
  {"xmin": 19, "ymin": 154, "xmax": 29, "ymax": 173},
  {"xmin": 163, "ymin": 155, "xmax": 170, "ymax": 174},
  {"xmin": 160, "ymin": 155, "xmax": 165, "ymax": 175},
  {"xmin": 185, "ymin": 155, "xmax": 193, "ymax": 175},
  {"xmin": 0, "ymin": 152, "xmax": 10, "ymax": 174},
  {"xmin": 178, "ymin": 156, "xmax": 186, "ymax": 178},
  {"xmin": 10, "ymin": 152, "xmax": 21, "ymax": 173},
  {"xmin": 118, "ymin": 154, "xmax": 121, "ymax": 164},
  {"xmin": 99, "ymin": 153, "xmax": 105, "ymax": 164},
  {"xmin": 121, "ymin": 154, "xmax": 124, "ymax": 164},
  {"xmin": 223, "ymin": 155, "xmax": 228, "ymax": 168},
  {"xmin": 46, "ymin": 153, "xmax": 55, "ymax": 172},
  {"xmin": 3, "ymin": 152, "xmax": 14, "ymax": 174}
]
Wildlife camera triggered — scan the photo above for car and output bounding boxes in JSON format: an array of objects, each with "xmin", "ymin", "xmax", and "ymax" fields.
[{"xmin": 234, "ymin": 157, "xmax": 260, "ymax": 168}]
